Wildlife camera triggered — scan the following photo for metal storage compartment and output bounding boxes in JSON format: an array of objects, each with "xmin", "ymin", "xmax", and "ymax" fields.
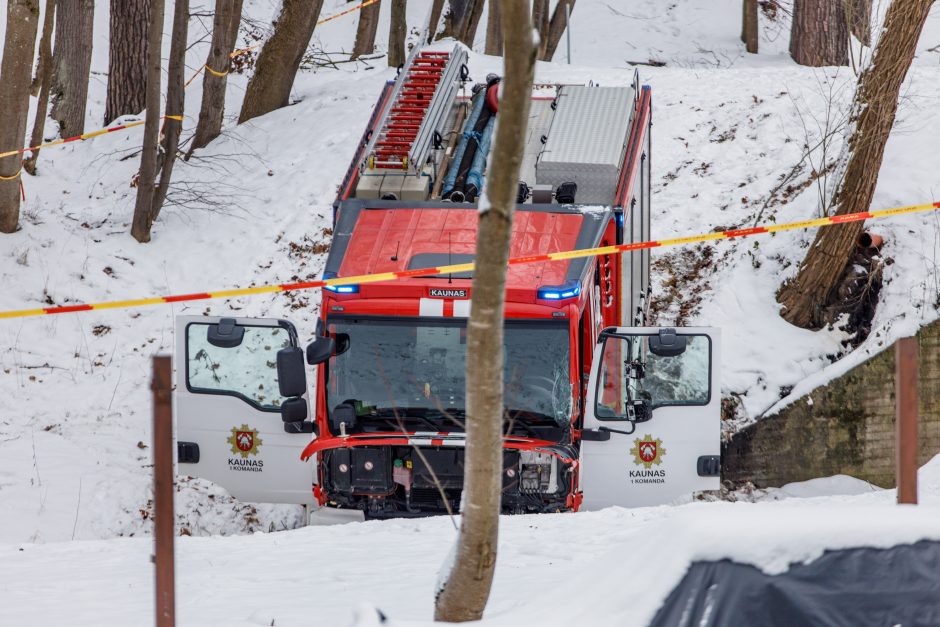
[{"xmin": 536, "ymin": 86, "xmax": 636, "ymax": 205}]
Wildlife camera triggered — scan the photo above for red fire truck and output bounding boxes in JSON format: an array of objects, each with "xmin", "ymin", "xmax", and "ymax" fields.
[{"xmin": 174, "ymin": 46, "xmax": 720, "ymax": 519}]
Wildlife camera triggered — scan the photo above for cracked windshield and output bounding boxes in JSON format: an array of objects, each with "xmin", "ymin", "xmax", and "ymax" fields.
[{"xmin": 326, "ymin": 317, "xmax": 571, "ymax": 427}]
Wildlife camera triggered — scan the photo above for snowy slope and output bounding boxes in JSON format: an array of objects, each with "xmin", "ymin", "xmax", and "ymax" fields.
[
  {"xmin": 1, "ymin": 0, "xmax": 939, "ymax": 548},
  {"xmin": 3, "ymin": 455, "xmax": 940, "ymax": 626}
]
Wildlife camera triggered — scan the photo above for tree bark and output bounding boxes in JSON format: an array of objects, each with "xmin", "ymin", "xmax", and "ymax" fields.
[
  {"xmin": 130, "ymin": 0, "xmax": 165, "ymax": 243},
  {"xmin": 742, "ymin": 0, "xmax": 758, "ymax": 54},
  {"xmin": 789, "ymin": 0, "xmax": 848, "ymax": 66},
  {"xmin": 439, "ymin": 0, "xmax": 484, "ymax": 47},
  {"xmin": 188, "ymin": 0, "xmax": 243, "ymax": 154},
  {"xmin": 846, "ymin": 0, "xmax": 872, "ymax": 46},
  {"xmin": 427, "ymin": 0, "xmax": 446, "ymax": 42},
  {"xmin": 433, "ymin": 0, "xmax": 537, "ymax": 621},
  {"xmin": 532, "ymin": 0, "xmax": 549, "ymax": 58},
  {"xmin": 23, "ymin": 0, "xmax": 56, "ymax": 176},
  {"xmin": 237, "ymin": 0, "xmax": 325, "ymax": 124},
  {"xmin": 351, "ymin": 0, "xmax": 380, "ymax": 59},
  {"xmin": 150, "ymin": 0, "xmax": 188, "ymax": 221},
  {"xmin": 778, "ymin": 0, "xmax": 935, "ymax": 329},
  {"xmin": 51, "ymin": 0, "xmax": 95, "ymax": 137},
  {"xmin": 0, "ymin": 0, "xmax": 40, "ymax": 234},
  {"xmin": 388, "ymin": 0, "xmax": 407, "ymax": 67},
  {"xmin": 484, "ymin": 0, "xmax": 501, "ymax": 56},
  {"xmin": 105, "ymin": 0, "xmax": 150, "ymax": 124},
  {"xmin": 540, "ymin": 0, "xmax": 575, "ymax": 62}
]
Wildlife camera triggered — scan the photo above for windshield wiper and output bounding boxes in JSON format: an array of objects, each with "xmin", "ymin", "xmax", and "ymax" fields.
[{"xmin": 372, "ymin": 407, "xmax": 459, "ymax": 432}]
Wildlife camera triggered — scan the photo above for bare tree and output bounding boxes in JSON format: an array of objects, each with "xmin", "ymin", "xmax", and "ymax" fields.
[
  {"xmin": 238, "ymin": 0, "xmax": 325, "ymax": 125},
  {"xmin": 790, "ymin": 0, "xmax": 848, "ymax": 66},
  {"xmin": 150, "ymin": 0, "xmax": 189, "ymax": 220},
  {"xmin": 388, "ymin": 0, "xmax": 407, "ymax": 67},
  {"xmin": 778, "ymin": 0, "xmax": 936, "ymax": 328},
  {"xmin": 427, "ymin": 0, "xmax": 446, "ymax": 42},
  {"xmin": 532, "ymin": 0, "xmax": 549, "ymax": 58},
  {"xmin": 540, "ymin": 0, "xmax": 575, "ymax": 61},
  {"xmin": 130, "ymin": 0, "xmax": 165, "ymax": 243},
  {"xmin": 484, "ymin": 0, "xmax": 501, "ymax": 56},
  {"xmin": 105, "ymin": 0, "xmax": 150, "ymax": 124},
  {"xmin": 51, "ymin": 0, "xmax": 95, "ymax": 137},
  {"xmin": 434, "ymin": 0, "xmax": 537, "ymax": 621},
  {"xmin": 741, "ymin": 0, "xmax": 758, "ymax": 54},
  {"xmin": 189, "ymin": 0, "xmax": 244, "ymax": 154},
  {"xmin": 846, "ymin": 0, "xmax": 872, "ymax": 46},
  {"xmin": 23, "ymin": 0, "xmax": 56, "ymax": 175},
  {"xmin": 351, "ymin": 0, "xmax": 381, "ymax": 59},
  {"xmin": 0, "ymin": 0, "xmax": 40, "ymax": 234},
  {"xmin": 439, "ymin": 0, "xmax": 485, "ymax": 47}
]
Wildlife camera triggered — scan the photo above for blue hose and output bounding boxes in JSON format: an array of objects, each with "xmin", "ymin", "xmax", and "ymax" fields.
[
  {"xmin": 442, "ymin": 90, "xmax": 486, "ymax": 197},
  {"xmin": 465, "ymin": 115, "xmax": 496, "ymax": 198}
]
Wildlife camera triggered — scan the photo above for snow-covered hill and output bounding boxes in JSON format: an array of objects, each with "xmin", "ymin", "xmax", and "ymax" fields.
[{"xmin": 1, "ymin": 0, "xmax": 939, "ymax": 550}]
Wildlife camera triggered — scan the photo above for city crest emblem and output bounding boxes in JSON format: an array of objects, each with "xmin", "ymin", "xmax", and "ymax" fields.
[
  {"xmin": 631, "ymin": 435, "xmax": 665, "ymax": 469},
  {"xmin": 228, "ymin": 424, "xmax": 262, "ymax": 458}
]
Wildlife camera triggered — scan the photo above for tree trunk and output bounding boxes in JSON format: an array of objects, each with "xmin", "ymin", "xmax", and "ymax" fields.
[
  {"xmin": 237, "ymin": 0, "xmax": 325, "ymax": 124},
  {"xmin": 51, "ymin": 0, "xmax": 95, "ymax": 137},
  {"xmin": 188, "ymin": 0, "xmax": 243, "ymax": 154},
  {"xmin": 105, "ymin": 0, "xmax": 150, "ymax": 124},
  {"xmin": 130, "ymin": 0, "xmax": 165, "ymax": 243},
  {"xmin": 532, "ymin": 0, "xmax": 549, "ymax": 58},
  {"xmin": 778, "ymin": 0, "xmax": 934, "ymax": 329},
  {"xmin": 433, "ymin": 0, "xmax": 537, "ymax": 621},
  {"xmin": 351, "ymin": 0, "xmax": 380, "ymax": 60},
  {"xmin": 388, "ymin": 0, "xmax": 407, "ymax": 67},
  {"xmin": 484, "ymin": 0, "xmax": 501, "ymax": 56},
  {"xmin": 439, "ymin": 0, "xmax": 484, "ymax": 47},
  {"xmin": 0, "ymin": 0, "xmax": 40, "ymax": 234},
  {"xmin": 150, "ymin": 0, "xmax": 188, "ymax": 221},
  {"xmin": 789, "ymin": 0, "xmax": 848, "ymax": 66},
  {"xmin": 846, "ymin": 0, "xmax": 872, "ymax": 46},
  {"xmin": 23, "ymin": 0, "xmax": 56, "ymax": 176},
  {"xmin": 427, "ymin": 0, "xmax": 446, "ymax": 42},
  {"xmin": 540, "ymin": 0, "xmax": 575, "ymax": 62},
  {"xmin": 742, "ymin": 0, "xmax": 758, "ymax": 54}
]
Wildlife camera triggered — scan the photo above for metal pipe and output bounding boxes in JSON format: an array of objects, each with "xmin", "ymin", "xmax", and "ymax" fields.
[{"xmin": 896, "ymin": 336, "xmax": 919, "ymax": 505}]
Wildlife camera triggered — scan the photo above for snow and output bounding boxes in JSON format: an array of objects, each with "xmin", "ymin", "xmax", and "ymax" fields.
[{"xmin": 1, "ymin": 0, "xmax": 940, "ymax": 622}]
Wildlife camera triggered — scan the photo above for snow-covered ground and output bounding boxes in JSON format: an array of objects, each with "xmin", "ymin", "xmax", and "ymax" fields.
[{"xmin": 1, "ymin": 2, "xmax": 940, "ymax": 620}]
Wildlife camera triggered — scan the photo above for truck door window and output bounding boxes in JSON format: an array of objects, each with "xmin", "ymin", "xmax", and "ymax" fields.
[
  {"xmin": 596, "ymin": 334, "xmax": 710, "ymax": 419},
  {"xmin": 186, "ymin": 323, "xmax": 291, "ymax": 411}
]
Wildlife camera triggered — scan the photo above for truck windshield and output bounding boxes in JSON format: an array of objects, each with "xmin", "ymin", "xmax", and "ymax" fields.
[{"xmin": 325, "ymin": 317, "xmax": 571, "ymax": 427}]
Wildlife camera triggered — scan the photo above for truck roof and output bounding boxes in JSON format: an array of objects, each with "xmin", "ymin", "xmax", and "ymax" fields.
[{"xmin": 324, "ymin": 200, "xmax": 612, "ymax": 296}]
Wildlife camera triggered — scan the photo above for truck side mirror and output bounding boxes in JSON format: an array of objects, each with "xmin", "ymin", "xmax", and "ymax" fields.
[
  {"xmin": 335, "ymin": 332, "xmax": 351, "ymax": 356},
  {"xmin": 276, "ymin": 346, "xmax": 306, "ymax": 397},
  {"xmin": 280, "ymin": 397, "xmax": 308, "ymax": 422},
  {"xmin": 207, "ymin": 318, "xmax": 244, "ymax": 348},
  {"xmin": 627, "ymin": 398, "xmax": 652, "ymax": 423},
  {"xmin": 306, "ymin": 336, "xmax": 335, "ymax": 365},
  {"xmin": 649, "ymin": 328, "xmax": 686, "ymax": 357}
]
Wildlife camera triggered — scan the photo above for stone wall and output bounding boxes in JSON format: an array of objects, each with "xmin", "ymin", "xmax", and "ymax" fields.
[{"xmin": 722, "ymin": 321, "xmax": 940, "ymax": 488}]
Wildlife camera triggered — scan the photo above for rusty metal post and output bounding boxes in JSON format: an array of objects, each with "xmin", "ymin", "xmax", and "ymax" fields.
[
  {"xmin": 152, "ymin": 356, "xmax": 176, "ymax": 626},
  {"xmin": 896, "ymin": 337, "xmax": 918, "ymax": 505}
]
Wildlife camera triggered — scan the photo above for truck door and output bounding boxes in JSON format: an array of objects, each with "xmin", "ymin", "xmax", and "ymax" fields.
[
  {"xmin": 174, "ymin": 316, "xmax": 316, "ymax": 504},
  {"xmin": 579, "ymin": 327, "xmax": 720, "ymax": 509}
]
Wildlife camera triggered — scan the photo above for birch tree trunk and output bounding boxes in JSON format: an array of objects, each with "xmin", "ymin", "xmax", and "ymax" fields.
[
  {"xmin": 0, "ymin": 0, "xmax": 40, "ymax": 234},
  {"xmin": 130, "ymin": 0, "xmax": 165, "ymax": 243},
  {"xmin": 189, "ymin": 0, "xmax": 243, "ymax": 154},
  {"xmin": 790, "ymin": 0, "xmax": 848, "ymax": 66},
  {"xmin": 388, "ymin": 0, "xmax": 407, "ymax": 68},
  {"xmin": 51, "ymin": 0, "xmax": 94, "ymax": 137},
  {"xmin": 105, "ymin": 0, "xmax": 150, "ymax": 124},
  {"xmin": 23, "ymin": 0, "xmax": 56, "ymax": 176},
  {"xmin": 433, "ymin": 0, "xmax": 537, "ymax": 621},
  {"xmin": 540, "ymin": 0, "xmax": 575, "ymax": 61},
  {"xmin": 484, "ymin": 0, "xmax": 501, "ymax": 56},
  {"xmin": 150, "ymin": 0, "xmax": 188, "ymax": 221},
  {"xmin": 351, "ymin": 0, "xmax": 380, "ymax": 60},
  {"xmin": 237, "ymin": 0, "xmax": 324, "ymax": 124},
  {"xmin": 778, "ymin": 0, "xmax": 935, "ymax": 328}
]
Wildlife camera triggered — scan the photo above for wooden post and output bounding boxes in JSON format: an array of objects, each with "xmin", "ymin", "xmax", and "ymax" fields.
[
  {"xmin": 896, "ymin": 337, "xmax": 918, "ymax": 505},
  {"xmin": 152, "ymin": 356, "xmax": 176, "ymax": 626}
]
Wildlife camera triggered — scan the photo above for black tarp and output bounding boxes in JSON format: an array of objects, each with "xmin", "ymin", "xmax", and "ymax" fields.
[{"xmin": 649, "ymin": 540, "xmax": 940, "ymax": 627}]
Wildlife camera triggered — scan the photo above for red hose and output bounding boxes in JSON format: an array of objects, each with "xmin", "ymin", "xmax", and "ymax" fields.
[{"xmin": 486, "ymin": 82, "xmax": 499, "ymax": 113}]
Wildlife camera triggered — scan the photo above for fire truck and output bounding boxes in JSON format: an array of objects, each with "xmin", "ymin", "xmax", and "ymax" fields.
[{"xmin": 174, "ymin": 45, "xmax": 720, "ymax": 519}]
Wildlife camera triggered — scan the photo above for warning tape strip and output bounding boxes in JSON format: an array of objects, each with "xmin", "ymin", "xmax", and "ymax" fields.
[
  {"xmin": 0, "ymin": 116, "xmax": 184, "ymax": 161},
  {"xmin": 1, "ymin": 201, "xmax": 937, "ymax": 321},
  {"xmin": 186, "ymin": 0, "xmax": 382, "ymax": 88}
]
